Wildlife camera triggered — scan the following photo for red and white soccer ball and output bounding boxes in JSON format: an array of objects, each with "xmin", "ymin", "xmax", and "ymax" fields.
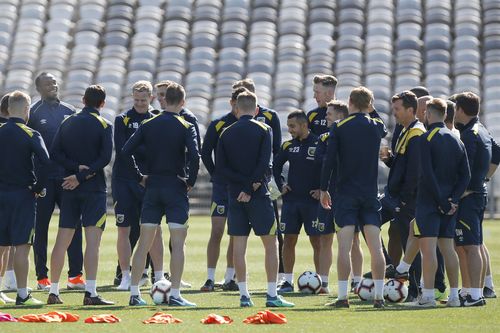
[
  {"xmin": 297, "ymin": 271, "xmax": 322, "ymax": 294},
  {"xmin": 383, "ymin": 279, "xmax": 408, "ymax": 303},
  {"xmin": 357, "ymin": 278, "xmax": 375, "ymax": 301},
  {"xmin": 150, "ymin": 279, "xmax": 171, "ymax": 305}
]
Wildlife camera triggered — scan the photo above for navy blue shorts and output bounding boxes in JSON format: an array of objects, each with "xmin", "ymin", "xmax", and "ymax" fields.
[
  {"xmin": 414, "ymin": 205, "xmax": 456, "ymax": 238},
  {"xmin": 227, "ymin": 195, "xmax": 276, "ymax": 236},
  {"xmin": 141, "ymin": 181, "xmax": 189, "ymax": 225},
  {"xmin": 210, "ymin": 182, "xmax": 228, "ymax": 217},
  {"xmin": 112, "ymin": 178, "xmax": 145, "ymax": 227},
  {"xmin": 455, "ymin": 193, "xmax": 487, "ymax": 246},
  {"xmin": 317, "ymin": 203, "xmax": 335, "ymax": 234},
  {"xmin": 0, "ymin": 188, "xmax": 35, "ymax": 246},
  {"xmin": 280, "ymin": 201, "xmax": 324, "ymax": 235},
  {"xmin": 59, "ymin": 190, "xmax": 107, "ymax": 229},
  {"xmin": 334, "ymin": 195, "xmax": 382, "ymax": 230}
]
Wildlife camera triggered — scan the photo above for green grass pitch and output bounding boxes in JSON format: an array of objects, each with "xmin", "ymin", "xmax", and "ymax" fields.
[{"xmin": 1, "ymin": 216, "xmax": 499, "ymax": 332}]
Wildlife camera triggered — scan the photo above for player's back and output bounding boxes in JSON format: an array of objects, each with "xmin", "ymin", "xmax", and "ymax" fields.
[{"xmin": 334, "ymin": 112, "xmax": 387, "ymax": 196}]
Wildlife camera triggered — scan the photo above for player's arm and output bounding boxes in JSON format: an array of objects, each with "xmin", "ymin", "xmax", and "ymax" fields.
[
  {"xmin": 50, "ymin": 125, "xmax": 79, "ymax": 173},
  {"xmin": 399, "ymin": 136, "xmax": 421, "ymax": 205},
  {"xmin": 272, "ymin": 142, "xmax": 288, "ymax": 192},
  {"xmin": 190, "ymin": 116, "xmax": 202, "ymax": 152},
  {"xmin": 270, "ymin": 113, "xmax": 282, "ymax": 155},
  {"xmin": 121, "ymin": 123, "xmax": 145, "ymax": 178},
  {"xmin": 201, "ymin": 122, "xmax": 216, "ymax": 175},
  {"xmin": 487, "ymin": 137, "xmax": 500, "ymax": 178},
  {"xmin": 77, "ymin": 125, "xmax": 113, "ymax": 183},
  {"xmin": 451, "ymin": 145, "xmax": 471, "ymax": 203},
  {"xmin": 320, "ymin": 124, "xmax": 339, "ymax": 191},
  {"xmin": 461, "ymin": 133, "xmax": 477, "ymax": 177},
  {"xmin": 248, "ymin": 128, "xmax": 272, "ymax": 194},
  {"xmin": 31, "ymin": 131, "xmax": 51, "ymax": 194},
  {"xmin": 185, "ymin": 125, "xmax": 200, "ymax": 187}
]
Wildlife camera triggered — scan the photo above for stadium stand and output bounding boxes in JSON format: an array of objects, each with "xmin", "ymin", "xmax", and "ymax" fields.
[{"xmin": 0, "ymin": 0, "xmax": 499, "ymax": 214}]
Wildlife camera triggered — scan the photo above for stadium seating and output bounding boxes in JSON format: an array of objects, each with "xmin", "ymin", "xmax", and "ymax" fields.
[{"xmin": 0, "ymin": 0, "xmax": 499, "ymax": 213}]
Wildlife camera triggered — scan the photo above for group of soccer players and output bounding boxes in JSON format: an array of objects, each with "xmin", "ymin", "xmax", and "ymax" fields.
[{"xmin": 0, "ymin": 71, "xmax": 498, "ymax": 309}]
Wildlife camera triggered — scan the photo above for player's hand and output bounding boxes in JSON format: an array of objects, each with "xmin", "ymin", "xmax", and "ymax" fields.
[
  {"xmin": 187, "ymin": 185, "xmax": 192, "ymax": 192},
  {"xmin": 252, "ymin": 182, "xmax": 261, "ymax": 191},
  {"xmin": 78, "ymin": 165, "xmax": 89, "ymax": 172},
  {"xmin": 310, "ymin": 189, "xmax": 320, "ymax": 200},
  {"xmin": 379, "ymin": 146, "xmax": 391, "ymax": 162},
  {"xmin": 281, "ymin": 184, "xmax": 292, "ymax": 195},
  {"xmin": 140, "ymin": 175, "xmax": 148, "ymax": 187},
  {"xmin": 62, "ymin": 175, "xmax": 80, "ymax": 190},
  {"xmin": 29, "ymin": 186, "xmax": 46, "ymax": 198},
  {"xmin": 320, "ymin": 190, "xmax": 332, "ymax": 210},
  {"xmin": 237, "ymin": 191, "xmax": 251, "ymax": 202}
]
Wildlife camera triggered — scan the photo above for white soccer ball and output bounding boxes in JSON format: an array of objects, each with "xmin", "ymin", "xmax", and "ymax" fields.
[
  {"xmin": 150, "ymin": 279, "xmax": 171, "ymax": 305},
  {"xmin": 357, "ymin": 278, "xmax": 375, "ymax": 301},
  {"xmin": 384, "ymin": 279, "xmax": 408, "ymax": 303},
  {"xmin": 297, "ymin": 271, "xmax": 322, "ymax": 294}
]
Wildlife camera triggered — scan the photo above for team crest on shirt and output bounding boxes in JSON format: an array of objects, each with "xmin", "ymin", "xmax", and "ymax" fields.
[
  {"xmin": 279, "ymin": 222, "xmax": 286, "ymax": 232},
  {"xmin": 307, "ymin": 147, "xmax": 316, "ymax": 158},
  {"xmin": 318, "ymin": 223, "xmax": 325, "ymax": 232},
  {"xmin": 256, "ymin": 116, "xmax": 266, "ymax": 123},
  {"xmin": 217, "ymin": 205, "xmax": 225, "ymax": 215},
  {"xmin": 116, "ymin": 214, "xmax": 125, "ymax": 224},
  {"xmin": 40, "ymin": 119, "xmax": 47, "ymax": 125}
]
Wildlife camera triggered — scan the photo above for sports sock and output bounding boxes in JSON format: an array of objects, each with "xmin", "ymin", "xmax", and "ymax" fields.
[
  {"xmin": 224, "ymin": 267, "xmax": 235, "ymax": 282},
  {"xmin": 284, "ymin": 273, "xmax": 293, "ymax": 284},
  {"xmin": 460, "ymin": 287, "xmax": 470, "ymax": 296},
  {"xmin": 5, "ymin": 270, "xmax": 15, "ymax": 283},
  {"xmin": 278, "ymin": 273, "xmax": 284, "ymax": 282},
  {"xmin": 396, "ymin": 260, "xmax": 411, "ymax": 273},
  {"xmin": 207, "ymin": 268, "xmax": 216, "ymax": 281},
  {"xmin": 338, "ymin": 280, "xmax": 349, "ymax": 300},
  {"xmin": 143, "ymin": 268, "xmax": 148, "ymax": 275},
  {"xmin": 154, "ymin": 271, "xmax": 164, "ymax": 282},
  {"xmin": 471, "ymin": 288, "xmax": 482, "ymax": 300},
  {"xmin": 320, "ymin": 275, "xmax": 329, "ymax": 286},
  {"xmin": 130, "ymin": 285, "xmax": 140, "ymax": 296},
  {"xmin": 374, "ymin": 279, "xmax": 384, "ymax": 299},
  {"xmin": 422, "ymin": 288, "xmax": 434, "ymax": 300},
  {"xmin": 86, "ymin": 280, "xmax": 97, "ymax": 297},
  {"xmin": 170, "ymin": 288, "xmax": 180, "ymax": 298},
  {"xmin": 449, "ymin": 288, "xmax": 459, "ymax": 299},
  {"xmin": 485, "ymin": 275, "xmax": 494, "ymax": 289},
  {"xmin": 353, "ymin": 276, "xmax": 361, "ymax": 284},
  {"xmin": 18, "ymin": 288, "xmax": 28, "ymax": 299},
  {"xmin": 238, "ymin": 282, "xmax": 249, "ymax": 298},
  {"xmin": 121, "ymin": 270, "xmax": 130, "ymax": 281},
  {"xmin": 267, "ymin": 282, "xmax": 277, "ymax": 297},
  {"xmin": 49, "ymin": 282, "xmax": 59, "ymax": 296}
]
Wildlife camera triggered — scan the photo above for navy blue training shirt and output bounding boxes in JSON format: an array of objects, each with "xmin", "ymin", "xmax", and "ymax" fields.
[
  {"xmin": 255, "ymin": 105, "xmax": 282, "ymax": 155},
  {"xmin": 121, "ymin": 111, "xmax": 199, "ymax": 188},
  {"xmin": 51, "ymin": 106, "xmax": 113, "ymax": 192},
  {"xmin": 307, "ymin": 106, "xmax": 328, "ymax": 135}
]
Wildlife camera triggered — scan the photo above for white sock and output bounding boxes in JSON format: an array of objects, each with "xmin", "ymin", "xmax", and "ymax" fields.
[
  {"xmin": 471, "ymin": 288, "xmax": 482, "ymax": 300},
  {"xmin": 338, "ymin": 280, "xmax": 349, "ymax": 300},
  {"xmin": 320, "ymin": 275, "xmax": 329, "ymax": 285},
  {"xmin": 85, "ymin": 280, "xmax": 97, "ymax": 297},
  {"xmin": 278, "ymin": 273, "xmax": 284, "ymax": 281},
  {"xmin": 485, "ymin": 275, "xmax": 494, "ymax": 289},
  {"xmin": 422, "ymin": 288, "xmax": 434, "ymax": 299},
  {"xmin": 450, "ymin": 288, "xmax": 459, "ymax": 299},
  {"xmin": 49, "ymin": 282, "xmax": 59, "ymax": 295},
  {"xmin": 284, "ymin": 273, "xmax": 294, "ymax": 284},
  {"xmin": 374, "ymin": 279, "xmax": 384, "ymax": 300},
  {"xmin": 420, "ymin": 278, "xmax": 424, "ymax": 289},
  {"xmin": 207, "ymin": 268, "xmax": 216, "ymax": 281},
  {"xmin": 353, "ymin": 276, "xmax": 361, "ymax": 284},
  {"xmin": 460, "ymin": 287, "xmax": 470, "ymax": 296},
  {"xmin": 238, "ymin": 282, "xmax": 249, "ymax": 298},
  {"xmin": 143, "ymin": 268, "xmax": 148, "ymax": 275},
  {"xmin": 130, "ymin": 285, "xmax": 140, "ymax": 296},
  {"xmin": 154, "ymin": 271, "xmax": 164, "ymax": 282},
  {"xmin": 224, "ymin": 267, "xmax": 235, "ymax": 282},
  {"xmin": 121, "ymin": 270, "xmax": 130, "ymax": 281},
  {"xmin": 5, "ymin": 270, "xmax": 15, "ymax": 282},
  {"xmin": 170, "ymin": 288, "xmax": 180, "ymax": 298},
  {"xmin": 18, "ymin": 288, "xmax": 28, "ymax": 299},
  {"xmin": 396, "ymin": 260, "xmax": 411, "ymax": 273},
  {"xmin": 267, "ymin": 282, "xmax": 277, "ymax": 297}
]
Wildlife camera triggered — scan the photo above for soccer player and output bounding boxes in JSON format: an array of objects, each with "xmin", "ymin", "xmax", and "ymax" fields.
[
  {"xmin": 320, "ymin": 86, "xmax": 387, "ymax": 308},
  {"xmin": 0, "ymin": 91, "xmax": 50, "ymax": 305},
  {"xmin": 215, "ymin": 90, "xmax": 294, "ymax": 308},
  {"xmin": 413, "ymin": 98, "xmax": 470, "ymax": 308},
  {"xmin": 48, "ymin": 85, "xmax": 114, "ymax": 305},
  {"xmin": 125, "ymin": 83, "xmax": 199, "ymax": 307},
  {"xmin": 380, "ymin": 91, "xmax": 426, "ymax": 301},
  {"xmin": 199, "ymin": 87, "xmax": 248, "ymax": 292},
  {"xmin": 454, "ymin": 92, "xmax": 492, "ymax": 306},
  {"xmin": 445, "ymin": 100, "xmax": 460, "ymax": 137},
  {"xmin": 307, "ymin": 75, "xmax": 338, "ymax": 135},
  {"xmin": 232, "ymin": 78, "xmax": 285, "ymax": 281},
  {"xmin": 314, "ymin": 100, "xmax": 352, "ymax": 293},
  {"xmin": 112, "ymin": 81, "xmax": 158, "ymax": 290},
  {"xmin": 28, "ymin": 72, "xmax": 84, "ymax": 291},
  {"xmin": 273, "ymin": 110, "xmax": 321, "ymax": 294}
]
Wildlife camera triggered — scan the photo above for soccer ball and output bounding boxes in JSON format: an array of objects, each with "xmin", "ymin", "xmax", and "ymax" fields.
[
  {"xmin": 384, "ymin": 279, "xmax": 408, "ymax": 303},
  {"xmin": 357, "ymin": 278, "xmax": 375, "ymax": 301},
  {"xmin": 297, "ymin": 271, "xmax": 322, "ymax": 294},
  {"xmin": 150, "ymin": 279, "xmax": 171, "ymax": 305}
]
